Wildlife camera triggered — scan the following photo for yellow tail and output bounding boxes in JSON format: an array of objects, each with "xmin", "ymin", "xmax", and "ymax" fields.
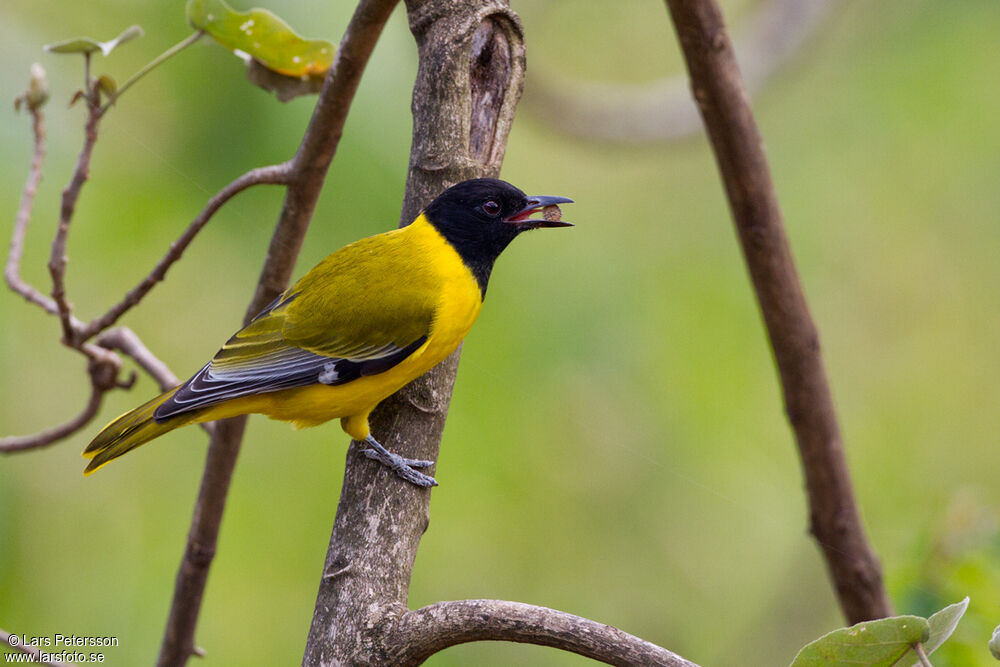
[{"xmin": 83, "ymin": 387, "xmax": 194, "ymax": 474}]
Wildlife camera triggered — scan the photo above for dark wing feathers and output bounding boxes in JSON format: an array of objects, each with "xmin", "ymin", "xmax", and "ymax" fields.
[{"xmin": 153, "ymin": 336, "xmax": 427, "ymax": 423}]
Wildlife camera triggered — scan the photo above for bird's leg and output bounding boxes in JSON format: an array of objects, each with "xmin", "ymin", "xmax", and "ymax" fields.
[{"xmin": 359, "ymin": 435, "xmax": 438, "ymax": 487}]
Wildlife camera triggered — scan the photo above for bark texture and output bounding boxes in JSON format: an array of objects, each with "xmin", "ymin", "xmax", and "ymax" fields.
[
  {"xmin": 663, "ymin": 0, "xmax": 892, "ymax": 623},
  {"xmin": 302, "ymin": 1, "xmax": 526, "ymax": 664}
]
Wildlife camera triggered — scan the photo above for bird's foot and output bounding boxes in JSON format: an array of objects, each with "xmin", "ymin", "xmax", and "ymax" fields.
[{"xmin": 359, "ymin": 435, "xmax": 438, "ymax": 487}]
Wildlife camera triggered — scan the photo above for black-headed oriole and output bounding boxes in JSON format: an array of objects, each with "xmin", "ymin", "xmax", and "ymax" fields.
[{"xmin": 83, "ymin": 179, "xmax": 573, "ymax": 487}]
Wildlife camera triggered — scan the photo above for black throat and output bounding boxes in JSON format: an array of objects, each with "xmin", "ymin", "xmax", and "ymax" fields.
[{"xmin": 423, "ymin": 207, "xmax": 519, "ymax": 300}]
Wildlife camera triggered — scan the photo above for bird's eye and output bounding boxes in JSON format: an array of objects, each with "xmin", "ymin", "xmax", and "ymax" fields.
[{"xmin": 482, "ymin": 200, "xmax": 501, "ymax": 216}]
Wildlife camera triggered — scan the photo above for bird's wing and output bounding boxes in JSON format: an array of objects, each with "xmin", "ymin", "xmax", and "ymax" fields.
[{"xmin": 153, "ymin": 233, "xmax": 438, "ymax": 422}]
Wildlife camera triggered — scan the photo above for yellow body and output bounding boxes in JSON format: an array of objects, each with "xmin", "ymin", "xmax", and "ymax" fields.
[{"xmin": 83, "ymin": 213, "xmax": 482, "ymax": 473}]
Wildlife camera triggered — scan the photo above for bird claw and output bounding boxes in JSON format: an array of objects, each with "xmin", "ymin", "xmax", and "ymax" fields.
[{"xmin": 359, "ymin": 436, "xmax": 438, "ymax": 487}]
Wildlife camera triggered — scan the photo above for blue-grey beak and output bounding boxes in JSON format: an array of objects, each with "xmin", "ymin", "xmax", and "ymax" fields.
[{"xmin": 505, "ymin": 195, "xmax": 574, "ymax": 230}]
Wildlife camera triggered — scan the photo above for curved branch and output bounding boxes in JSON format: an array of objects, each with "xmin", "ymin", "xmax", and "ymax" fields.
[
  {"xmin": 0, "ymin": 380, "xmax": 103, "ymax": 453},
  {"xmin": 156, "ymin": 2, "xmax": 401, "ymax": 665},
  {"xmin": 526, "ymin": 0, "xmax": 838, "ymax": 143},
  {"xmin": 390, "ymin": 600, "xmax": 699, "ymax": 667},
  {"xmin": 4, "ymin": 107, "xmax": 60, "ymax": 315},
  {"xmin": 80, "ymin": 164, "xmax": 291, "ymax": 341},
  {"xmin": 662, "ymin": 0, "xmax": 892, "ymax": 623}
]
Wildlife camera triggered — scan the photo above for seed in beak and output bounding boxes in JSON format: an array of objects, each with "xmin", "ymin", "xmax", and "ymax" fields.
[{"xmin": 543, "ymin": 205, "xmax": 562, "ymax": 222}]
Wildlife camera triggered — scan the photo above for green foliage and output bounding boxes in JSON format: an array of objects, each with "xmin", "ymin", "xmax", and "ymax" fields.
[
  {"xmin": 790, "ymin": 616, "xmax": 929, "ymax": 667},
  {"xmin": 900, "ymin": 598, "xmax": 970, "ymax": 665},
  {"xmin": 186, "ymin": 0, "xmax": 334, "ymax": 77},
  {"xmin": 791, "ymin": 600, "xmax": 969, "ymax": 667},
  {"xmin": 44, "ymin": 25, "xmax": 143, "ymax": 57}
]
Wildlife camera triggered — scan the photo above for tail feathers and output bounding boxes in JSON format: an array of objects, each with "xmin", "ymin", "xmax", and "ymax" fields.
[{"xmin": 83, "ymin": 388, "xmax": 189, "ymax": 474}]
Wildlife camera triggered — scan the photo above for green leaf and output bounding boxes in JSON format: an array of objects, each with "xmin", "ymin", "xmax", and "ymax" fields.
[
  {"xmin": 790, "ymin": 615, "xmax": 930, "ymax": 667},
  {"xmin": 186, "ymin": 0, "xmax": 334, "ymax": 78},
  {"xmin": 898, "ymin": 597, "xmax": 970, "ymax": 666},
  {"xmin": 44, "ymin": 25, "xmax": 144, "ymax": 57}
]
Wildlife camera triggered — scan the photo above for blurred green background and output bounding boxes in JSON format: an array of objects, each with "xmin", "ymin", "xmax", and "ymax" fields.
[{"xmin": 2, "ymin": 0, "xmax": 999, "ymax": 664}]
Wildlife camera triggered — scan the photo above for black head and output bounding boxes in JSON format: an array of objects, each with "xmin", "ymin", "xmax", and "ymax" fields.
[{"xmin": 422, "ymin": 178, "xmax": 573, "ymax": 297}]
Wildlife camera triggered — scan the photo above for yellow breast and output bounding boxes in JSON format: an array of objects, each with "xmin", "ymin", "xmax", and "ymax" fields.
[{"xmin": 196, "ymin": 215, "xmax": 483, "ymax": 434}]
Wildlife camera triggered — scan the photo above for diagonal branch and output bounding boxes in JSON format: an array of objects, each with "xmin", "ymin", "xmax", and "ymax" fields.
[
  {"xmin": 391, "ymin": 600, "xmax": 700, "ymax": 667},
  {"xmin": 156, "ymin": 2, "xmax": 401, "ymax": 665},
  {"xmin": 80, "ymin": 164, "xmax": 291, "ymax": 341},
  {"xmin": 662, "ymin": 0, "xmax": 892, "ymax": 623},
  {"xmin": 1, "ymin": 628, "xmax": 74, "ymax": 667}
]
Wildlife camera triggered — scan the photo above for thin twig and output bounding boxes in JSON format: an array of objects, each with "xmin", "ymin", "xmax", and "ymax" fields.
[
  {"xmin": 662, "ymin": 0, "xmax": 892, "ymax": 623},
  {"xmin": 391, "ymin": 600, "xmax": 699, "ymax": 667},
  {"xmin": 101, "ymin": 31, "xmax": 204, "ymax": 112},
  {"xmin": 1, "ymin": 628, "xmax": 75, "ymax": 667},
  {"xmin": 48, "ymin": 104, "xmax": 102, "ymax": 346},
  {"xmin": 80, "ymin": 164, "xmax": 291, "ymax": 341},
  {"xmin": 4, "ymin": 106, "xmax": 63, "ymax": 315},
  {"xmin": 0, "ymin": 380, "xmax": 103, "ymax": 453},
  {"xmin": 156, "ymin": 2, "xmax": 400, "ymax": 665},
  {"xmin": 96, "ymin": 327, "xmax": 178, "ymax": 390},
  {"xmin": 914, "ymin": 643, "xmax": 932, "ymax": 667}
]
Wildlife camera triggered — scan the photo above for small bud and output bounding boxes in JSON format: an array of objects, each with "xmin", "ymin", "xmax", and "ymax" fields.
[{"xmin": 27, "ymin": 63, "xmax": 49, "ymax": 110}]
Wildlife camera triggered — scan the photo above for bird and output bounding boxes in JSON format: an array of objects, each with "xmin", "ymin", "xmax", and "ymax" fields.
[{"xmin": 83, "ymin": 178, "xmax": 573, "ymax": 487}]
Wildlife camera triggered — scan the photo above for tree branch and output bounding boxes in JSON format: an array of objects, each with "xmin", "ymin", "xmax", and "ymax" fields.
[
  {"xmin": 662, "ymin": 0, "xmax": 892, "ymax": 623},
  {"xmin": 0, "ymin": 380, "xmax": 103, "ymax": 453},
  {"xmin": 48, "ymin": 104, "xmax": 101, "ymax": 346},
  {"xmin": 79, "ymin": 164, "xmax": 291, "ymax": 341},
  {"xmin": 4, "ymin": 107, "xmax": 61, "ymax": 316},
  {"xmin": 301, "ymin": 1, "xmax": 528, "ymax": 663},
  {"xmin": 390, "ymin": 600, "xmax": 700, "ymax": 667},
  {"xmin": 156, "ymin": 2, "xmax": 400, "ymax": 664}
]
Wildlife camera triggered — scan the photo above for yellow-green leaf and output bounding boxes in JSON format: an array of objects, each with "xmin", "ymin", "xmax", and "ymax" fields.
[
  {"xmin": 790, "ymin": 615, "xmax": 930, "ymax": 667},
  {"xmin": 45, "ymin": 25, "xmax": 144, "ymax": 57},
  {"xmin": 186, "ymin": 0, "xmax": 334, "ymax": 78}
]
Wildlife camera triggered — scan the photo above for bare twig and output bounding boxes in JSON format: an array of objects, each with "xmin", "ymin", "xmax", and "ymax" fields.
[
  {"xmin": 80, "ymin": 164, "xmax": 291, "ymax": 341},
  {"xmin": 49, "ymin": 105, "xmax": 102, "ymax": 346},
  {"xmin": 1, "ymin": 628, "xmax": 75, "ymax": 667},
  {"xmin": 96, "ymin": 327, "xmax": 179, "ymax": 391},
  {"xmin": 391, "ymin": 600, "xmax": 699, "ymax": 667},
  {"xmin": 156, "ymin": 2, "xmax": 401, "ymax": 665},
  {"xmin": 4, "ymin": 106, "xmax": 65, "ymax": 317},
  {"xmin": 662, "ymin": 0, "xmax": 892, "ymax": 623},
  {"xmin": 0, "ymin": 381, "xmax": 103, "ymax": 453},
  {"xmin": 527, "ymin": 0, "xmax": 838, "ymax": 144}
]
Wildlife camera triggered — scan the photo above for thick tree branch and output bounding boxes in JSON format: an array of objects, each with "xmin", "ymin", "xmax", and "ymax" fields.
[
  {"xmin": 662, "ymin": 0, "xmax": 892, "ymax": 623},
  {"xmin": 156, "ymin": 2, "xmax": 400, "ymax": 664},
  {"xmin": 391, "ymin": 600, "xmax": 700, "ymax": 666}
]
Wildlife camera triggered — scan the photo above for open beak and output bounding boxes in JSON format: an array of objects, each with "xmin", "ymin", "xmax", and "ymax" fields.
[{"xmin": 504, "ymin": 195, "xmax": 574, "ymax": 231}]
